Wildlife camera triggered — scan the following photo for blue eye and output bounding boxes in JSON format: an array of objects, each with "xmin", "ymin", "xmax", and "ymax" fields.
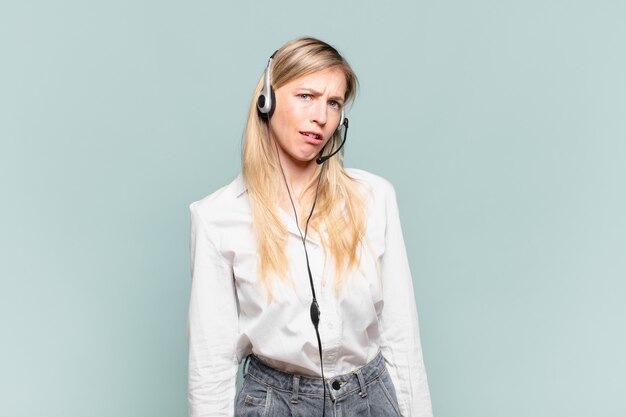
[
  {"xmin": 299, "ymin": 93, "xmax": 311, "ymax": 100},
  {"xmin": 329, "ymin": 100, "xmax": 342, "ymax": 109}
]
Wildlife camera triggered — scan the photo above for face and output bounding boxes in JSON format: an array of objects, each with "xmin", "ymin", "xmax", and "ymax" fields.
[{"xmin": 269, "ymin": 68, "xmax": 347, "ymax": 168}]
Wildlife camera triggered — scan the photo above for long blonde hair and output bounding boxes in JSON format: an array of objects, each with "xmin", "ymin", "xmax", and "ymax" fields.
[{"xmin": 242, "ymin": 38, "xmax": 366, "ymax": 297}]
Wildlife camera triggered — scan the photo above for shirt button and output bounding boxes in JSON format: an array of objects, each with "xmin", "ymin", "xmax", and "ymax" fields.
[{"xmin": 332, "ymin": 380, "xmax": 342, "ymax": 390}]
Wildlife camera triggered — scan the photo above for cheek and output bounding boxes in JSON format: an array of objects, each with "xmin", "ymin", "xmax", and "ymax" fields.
[
  {"xmin": 274, "ymin": 95, "xmax": 296, "ymax": 120},
  {"xmin": 281, "ymin": 106, "xmax": 301, "ymax": 127},
  {"xmin": 323, "ymin": 131, "xmax": 336, "ymax": 148},
  {"xmin": 269, "ymin": 108, "xmax": 292, "ymax": 138}
]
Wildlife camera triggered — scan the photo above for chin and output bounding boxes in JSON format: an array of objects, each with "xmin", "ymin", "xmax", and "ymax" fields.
[{"xmin": 290, "ymin": 153, "xmax": 317, "ymax": 165}]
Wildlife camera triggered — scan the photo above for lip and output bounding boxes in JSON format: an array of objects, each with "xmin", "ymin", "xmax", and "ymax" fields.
[{"xmin": 300, "ymin": 131, "xmax": 323, "ymax": 145}]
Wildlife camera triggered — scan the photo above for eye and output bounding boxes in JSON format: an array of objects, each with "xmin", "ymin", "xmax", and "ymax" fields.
[
  {"xmin": 329, "ymin": 100, "xmax": 342, "ymax": 109},
  {"xmin": 298, "ymin": 93, "xmax": 312, "ymax": 100}
]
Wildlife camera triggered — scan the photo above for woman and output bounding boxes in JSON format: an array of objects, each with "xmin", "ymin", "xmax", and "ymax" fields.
[{"xmin": 188, "ymin": 37, "xmax": 433, "ymax": 417}]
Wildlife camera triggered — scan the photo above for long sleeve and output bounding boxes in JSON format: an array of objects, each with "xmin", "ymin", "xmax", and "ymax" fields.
[
  {"xmin": 188, "ymin": 202, "xmax": 239, "ymax": 417},
  {"xmin": 378, "ymin": 183, "xmax": 433, "ymax": 417}
]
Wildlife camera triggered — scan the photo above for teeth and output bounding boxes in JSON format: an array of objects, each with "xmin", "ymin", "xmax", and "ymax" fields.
[{"xmin": 304, "ymin": 132, "xmax": 320, "ymax": 139}]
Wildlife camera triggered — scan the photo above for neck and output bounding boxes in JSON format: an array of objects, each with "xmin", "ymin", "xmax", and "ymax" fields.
[
  {"xmin": 281, "ymin": 159, "xmax": 321, "ymax": 199},
  {"xmin": 274, "ymin": 146, "xmax": 322, "ymax": 199}
]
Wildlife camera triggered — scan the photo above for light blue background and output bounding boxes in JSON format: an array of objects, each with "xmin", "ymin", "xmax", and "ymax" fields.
[{"xmin": 1, "ymin": 1, "xmax": 625, "ymax": 416}]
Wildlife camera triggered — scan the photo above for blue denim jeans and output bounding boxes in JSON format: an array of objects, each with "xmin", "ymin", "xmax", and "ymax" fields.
[{"xmin": 234, "ymin": 352, "xmax": 402, "ymax": 417}]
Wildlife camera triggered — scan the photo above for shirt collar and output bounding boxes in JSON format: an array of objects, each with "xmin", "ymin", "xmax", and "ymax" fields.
[
  {"xmin": 233, "ymin": 173, "xmax": 321, "ymax": 246},
  {"xmin": 233, "ymin": 174, "xmax": 248, "ymax": 198}
]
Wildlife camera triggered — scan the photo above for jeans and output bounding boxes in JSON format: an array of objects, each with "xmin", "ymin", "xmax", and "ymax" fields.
[{"xmin": 234, "ymin": 352, "xmax": 402, "ymax": 417}]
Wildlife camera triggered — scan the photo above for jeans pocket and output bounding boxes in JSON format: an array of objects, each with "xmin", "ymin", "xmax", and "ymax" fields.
[
  {"xmin": 375, "ymin": 374, "xmax": 402, "ymax": 417},
  {"xmin": 244, "ymin": 394, "xmax": 266, "ymax": 406},
  {"xmin": 235, "ymin": 377, "xmax": 272, "ymax": 417}
]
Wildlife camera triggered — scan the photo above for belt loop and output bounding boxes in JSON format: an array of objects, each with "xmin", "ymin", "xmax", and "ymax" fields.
[
  {"xmin": 355, "ymin": 369, "xmax": 368, "ymax": 398},
  {"xmin": 243, "ymin": 355, "xmax": 251, "ymax": 377},
  {"xmin": 290, "ymin": 375, "xmax": 300, "ymax": 404}
]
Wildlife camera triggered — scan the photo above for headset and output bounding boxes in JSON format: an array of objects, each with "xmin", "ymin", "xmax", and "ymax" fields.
[
  {"xmin": 256, "ymin": 51, "xmax": 277, "ymax": 119},
  {"xmin": 256, "ymin": 50, "xmax": 352, "ymax": 417},
  {"xmin": 257, "ymin": 52, "xmax": 349, "ymax": 165}
]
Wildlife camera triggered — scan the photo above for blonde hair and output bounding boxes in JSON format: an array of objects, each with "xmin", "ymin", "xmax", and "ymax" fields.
[{"xmin": 242, "ymin": 37, "xmax": 366, "ymax": 298}]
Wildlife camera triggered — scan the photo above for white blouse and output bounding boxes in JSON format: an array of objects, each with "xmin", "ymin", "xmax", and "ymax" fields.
[{"xmin": 188, "ymin": 168, "xmax": 432, "ymax": 417}]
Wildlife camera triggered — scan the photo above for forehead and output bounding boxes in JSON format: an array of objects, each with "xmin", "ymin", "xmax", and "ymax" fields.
[{"xmin": 281, "ymin": 68, "xmax": 347, "ymax": 99}]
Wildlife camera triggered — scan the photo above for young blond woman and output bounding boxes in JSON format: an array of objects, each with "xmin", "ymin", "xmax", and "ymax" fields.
[{"xmin": 188, "ymin": 37, "xmax": 433, "ymax": 417}]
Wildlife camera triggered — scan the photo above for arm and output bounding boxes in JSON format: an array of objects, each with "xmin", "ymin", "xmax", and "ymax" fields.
[
  {"xmin": 378, "ymin": 183, "xmax": 433, "ymax": 417},
  {"xmin": 188, "ymin": 202, "xmax": 239, "ymax": 417}
]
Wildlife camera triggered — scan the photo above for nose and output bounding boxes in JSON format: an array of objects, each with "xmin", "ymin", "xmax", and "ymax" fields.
[{"xmin": 310, "ymin": 101, "xmax": 327, "ymax": 126}]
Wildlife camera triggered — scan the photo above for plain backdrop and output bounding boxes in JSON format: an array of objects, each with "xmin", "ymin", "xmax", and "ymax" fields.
[{"xmin": 1, "ymin": 1, "xmax": 625, "ymax": 416}]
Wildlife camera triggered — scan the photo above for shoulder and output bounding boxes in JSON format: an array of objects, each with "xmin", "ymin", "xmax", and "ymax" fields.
[
  {"xmin": 345, "ymin": 168, "xmax": 397, "ymax": 200},
  {"xmin": 189, "ymin": 174, "xmax": 249, "ymax": 227}
]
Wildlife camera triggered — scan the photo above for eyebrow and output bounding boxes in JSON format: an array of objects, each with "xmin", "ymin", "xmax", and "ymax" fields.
[{"xmin": 298, "ymin": 88, "xmax": 345, "ymax": 103}]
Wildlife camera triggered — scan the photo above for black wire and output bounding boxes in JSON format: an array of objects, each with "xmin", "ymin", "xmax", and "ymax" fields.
[{"xmin": 271, "ymin": 121, "xmax": 334, "ymax": 416}]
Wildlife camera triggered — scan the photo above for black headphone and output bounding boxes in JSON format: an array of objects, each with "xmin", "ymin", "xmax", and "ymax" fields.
[{"xmin": 256, "ymin": 51, "xmax": 345, "ymax": 128}]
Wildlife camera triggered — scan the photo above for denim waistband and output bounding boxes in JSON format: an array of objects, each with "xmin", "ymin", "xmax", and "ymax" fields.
[{"xmin": 245, "ymin": 352, "xmax": 387, "ymax": 399}]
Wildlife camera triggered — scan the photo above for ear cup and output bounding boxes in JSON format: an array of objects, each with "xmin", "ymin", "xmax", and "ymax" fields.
[
  {"xmin": 257, "ymin": 52, "xmax": 277, "ymax": 119},
  {"xmin": 257, "ymin": 89, "xmax": 275, "ymax": 119},
  {"xmin": 257, "ymin": 94, "xmax": 267, "ymax": 110}
]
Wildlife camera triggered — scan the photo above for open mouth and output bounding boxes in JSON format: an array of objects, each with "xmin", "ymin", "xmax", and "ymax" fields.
[{"xmin": 300, "ymin": 131, "xmax": 322, "ymax": 140}]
